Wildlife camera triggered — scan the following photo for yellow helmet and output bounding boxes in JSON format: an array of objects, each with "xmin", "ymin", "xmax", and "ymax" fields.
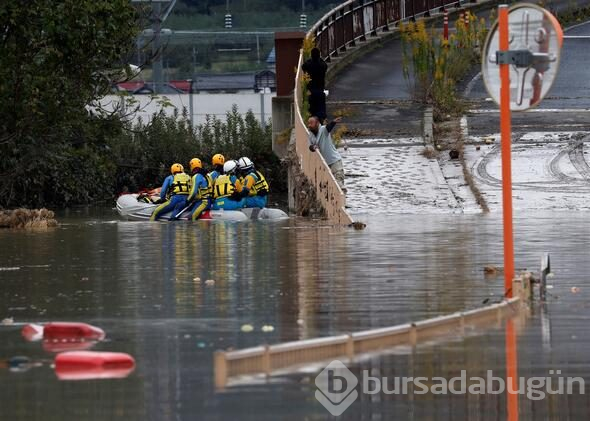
[
  {"xmin": 189, "ymin": 158, "xmax": 202, "ymax": 172},
  {"xmin": 170, "ymin": 163, "xmax": 184, "ymax": 174},
  {"xmin": 212, "ymin": 153, "xmax": 225, "ymax": 166}
]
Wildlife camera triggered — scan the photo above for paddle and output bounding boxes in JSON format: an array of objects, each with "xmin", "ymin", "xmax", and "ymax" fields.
[{"xmin": 172, "ymin": 202, "xmax": 193, "ymax": 220}]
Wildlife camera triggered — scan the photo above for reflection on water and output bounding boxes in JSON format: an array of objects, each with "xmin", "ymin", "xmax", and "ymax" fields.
[{"xmin": 0, "ymin": 210, "xmax": 589, "ymax": 419}]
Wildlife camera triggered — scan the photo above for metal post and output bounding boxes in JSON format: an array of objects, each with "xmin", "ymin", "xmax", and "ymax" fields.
[
  {"xmin": 540, "ymin": 253, "xmax": 550, "ymax": 300},
  {"xmin": 260, "ymin": 89, "xmax": 266, "ymax": 129},
  {"xmin": 188, "ymin": 79, "xmax": 194, "ymax": 127},
  {"xmin": 152, "ymin": 2, "xmax": 163, "ymax": 94},
  {"xmin": 256, "ymin": 34, "xmax": 260, "ymax": 64},
  {"xmin": 498, "ymin": 4, "xmax": 515, "ymax": 298}
]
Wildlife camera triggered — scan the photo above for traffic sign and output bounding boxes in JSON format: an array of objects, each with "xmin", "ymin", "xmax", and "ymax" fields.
[{"xmin": 482, "ymin": 4, "xmax": 563, "ymax": 111}]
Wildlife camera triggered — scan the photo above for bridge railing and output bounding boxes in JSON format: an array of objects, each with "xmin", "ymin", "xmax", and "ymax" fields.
[
  {"xmin": 309, "ymin": 0, "xmax": 464, "ymax": 60},
  {"xmin": 294, "ymin": 0, "xmax": 466, "ymax": 224}
]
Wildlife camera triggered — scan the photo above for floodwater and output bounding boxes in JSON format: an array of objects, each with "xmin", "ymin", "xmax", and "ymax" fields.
[{"xmin": 1, "ymin": 208, "xmax": 589, "ymax": 420}]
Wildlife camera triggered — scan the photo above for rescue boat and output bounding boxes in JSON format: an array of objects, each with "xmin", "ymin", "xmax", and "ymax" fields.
[{"xmin": 116, "ymin": 193, "xmax": 289, "ymax": 222}]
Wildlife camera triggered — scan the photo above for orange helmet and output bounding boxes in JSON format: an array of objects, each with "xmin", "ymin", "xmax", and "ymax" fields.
[
  {"xmin": 189, "ymin": 158, "xmax": 202, "ymax": 172},
  {"xmin": 170, "ymin": 163, "xmax": 184, "ymax": 174},
  {"xmin": 212, "ymin": 153, "xmax": 225, "ymax": 166}
]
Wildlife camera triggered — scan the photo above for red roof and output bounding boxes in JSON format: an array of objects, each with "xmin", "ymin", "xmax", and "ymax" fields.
[
  {"xmin": 169, "ymin": 80, "xmax": 191, "ymax": 92},
  {"xmin": 117, "ymin": 81, "xmax": 146, "ymax": 92}
]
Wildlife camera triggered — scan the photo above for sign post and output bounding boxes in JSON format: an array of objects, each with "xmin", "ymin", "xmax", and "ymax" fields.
[
  {"xmin": 482, "ymin": 6, "xmax": 562, "ymax": 420},
  {"xmin": 482, "ymin": 3, "xmax": 563, "ymax": 297},
  {"xmin": 498, "ymin": 5, "xmax": 514, "ymax": 298}
]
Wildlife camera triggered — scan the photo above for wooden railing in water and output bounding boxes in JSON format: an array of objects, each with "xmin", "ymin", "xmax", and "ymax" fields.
[{"xmin": 215, "ymin": 291, "xmax": 527, "ymax": 388}]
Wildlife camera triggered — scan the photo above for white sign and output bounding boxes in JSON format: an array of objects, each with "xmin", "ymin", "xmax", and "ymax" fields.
[{"xmin": 482, "ymin": 4, "xmax": 563, "ymax": 111}]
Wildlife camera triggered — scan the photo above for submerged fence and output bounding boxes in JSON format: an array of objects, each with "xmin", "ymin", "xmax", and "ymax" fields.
[{"xmin": 215, "ymin": 293, "xmax": 526, "ymax": 388}]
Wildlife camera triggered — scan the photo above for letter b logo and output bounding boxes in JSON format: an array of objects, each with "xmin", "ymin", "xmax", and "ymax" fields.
[{"xmin": 315, "ymin": 360, "xmax": 358, "ymax": 416}]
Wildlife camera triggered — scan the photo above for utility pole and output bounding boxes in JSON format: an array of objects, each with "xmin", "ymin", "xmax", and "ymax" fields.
[
  {"xmin": 225, "ymin": 0, "xmax": 232, "ymax": 28},
  {"xmin": 300, "ymin": 0, "xmax": 307, "ymax": 29},
  {"xmin": 152, "ymin": 2, "xmax": 163, "ymax": 94}
]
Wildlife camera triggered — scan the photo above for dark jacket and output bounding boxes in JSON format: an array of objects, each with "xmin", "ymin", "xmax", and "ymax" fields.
[{"xmin": 302, "ymin": 57, "xmax": 328, "ymax": 91}]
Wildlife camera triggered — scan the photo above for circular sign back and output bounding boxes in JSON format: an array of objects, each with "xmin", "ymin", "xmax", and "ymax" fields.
[{"xmin": 482, "ymin": 4, "xmax": 563, "ymax": 111}]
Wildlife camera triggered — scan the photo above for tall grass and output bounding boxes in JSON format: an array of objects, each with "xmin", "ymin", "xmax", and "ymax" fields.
[{"xmin": 400, "ymin": 14, "xmax": 488, "ymax": 120}]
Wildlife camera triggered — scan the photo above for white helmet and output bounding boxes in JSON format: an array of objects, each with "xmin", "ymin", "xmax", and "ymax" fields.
[
  {"xmin": 223, "ymin": 160, "xmax": 238, "ymax": 174},
  {"xmin": 237, "ymin": 157, "xmax": 254, "ymax": 172}
]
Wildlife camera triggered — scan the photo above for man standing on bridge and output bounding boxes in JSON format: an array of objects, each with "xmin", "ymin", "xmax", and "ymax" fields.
[
  {"xmin": 308, "ymin": 115, "xmax": 346, "ymax": 193},
  {"xmin": 302, "ymin": 47, "xmax": 328, "ymax": 121}
]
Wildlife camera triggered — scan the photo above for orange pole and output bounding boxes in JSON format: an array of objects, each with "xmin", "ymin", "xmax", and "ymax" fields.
[
  {"xmin": 498, "ymin": 5, "xmax": 514, "ymax": 298},
  {"xmin": 506, "ymin": 319, "xmax": 519, "ymax": 420}
]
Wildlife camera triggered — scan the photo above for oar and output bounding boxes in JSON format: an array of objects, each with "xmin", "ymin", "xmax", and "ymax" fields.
[{"xmin": 173, "ymin": 202, "xmax": 193, "ymax": 220}]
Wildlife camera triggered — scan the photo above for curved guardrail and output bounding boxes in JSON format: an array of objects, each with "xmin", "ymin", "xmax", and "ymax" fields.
[
  {"xmin": 294, "ymin": 0, "xmax": 468, "ymax": 224},
  {"xmin": 310, "ymin": 0, "xmax": 464, "ymax": 60}
]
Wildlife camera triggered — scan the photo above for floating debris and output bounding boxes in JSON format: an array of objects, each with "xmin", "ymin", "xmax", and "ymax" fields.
[
  {"xmin": 240, "ymin": 324, "xmax": 254, "ymax": 333},
  {"xmin": 296, "ymin": 319, "xmax": 305, "ymax": 326},
  {"xmin": 1, "ymin": 317, "xmax": 14, "ymax": 325},
  {"xmin": 349, "ymin": 221, "xmax": 367, "ymax": 230},
  {"xmin": 261, "ymin": 325, "xmax": 275, "ymax": 333},
  {"xmin": 193, "ymin": 277, "xmax": 201, "ymax": 282},
  {"xmin": 0, "ymin": 208, "xmax": 58, "ymax": 230},
  {"xmin": 483, "ymin": 266, "xmax": 501, "ymax": 275},
  {"xmin": 205, "ymin": 279, "xmax": 215, "ymax": 286},
  {"xmin": 571, "ymin": 287, "xmax": 580, "ymax": 294},
  {"xmin": 0, "ymin": 267, "xmax": 20, "ymax": 271}
]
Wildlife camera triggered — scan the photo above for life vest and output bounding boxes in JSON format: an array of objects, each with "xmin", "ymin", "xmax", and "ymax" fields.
[
  {"xmin": 197, "ymin": 173, "xmax": 213, "ymax": 199},
  {"xmin": 171, "ymin": 173, "xmax": 191, "ymax": 196},
  {"xmin": 249, "ymin": 171, "xmax": 269, "ymax": 196},
  {"xmin": 214, "ymin": 174, "xmax": 236, "ymax": 199}
]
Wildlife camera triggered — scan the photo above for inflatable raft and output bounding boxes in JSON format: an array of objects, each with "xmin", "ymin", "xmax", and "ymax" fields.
[{"xmin": 116, "ymin": 194, "xmax": 288, "ymax": 222}]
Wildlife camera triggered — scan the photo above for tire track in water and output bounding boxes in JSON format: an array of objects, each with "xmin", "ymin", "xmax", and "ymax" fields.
[{"xmin": 473, "ymin": 140, "xmax": 590, "ymax": 192}]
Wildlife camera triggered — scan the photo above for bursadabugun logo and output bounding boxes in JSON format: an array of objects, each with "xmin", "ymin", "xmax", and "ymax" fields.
[{"xmin": 315, "ymin": 360, "xmax": 358, "ymax": 416}]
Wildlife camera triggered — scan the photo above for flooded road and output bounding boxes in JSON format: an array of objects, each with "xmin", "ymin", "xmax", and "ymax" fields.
[{"xmin": 1, "ymin": 209, "xmax": 589, "ymax": 419}]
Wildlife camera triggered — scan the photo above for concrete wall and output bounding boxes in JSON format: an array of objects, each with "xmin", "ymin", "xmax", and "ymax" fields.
[
  {"xmin": 293, "ymin": 54, "xmax": 352, "ymax": 225},
  {"xmin": 98, "ymin": 92, "xmax": 275, "ymax": 126}
]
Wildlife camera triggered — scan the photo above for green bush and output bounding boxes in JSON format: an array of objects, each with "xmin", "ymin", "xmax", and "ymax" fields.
[{"xmin": 113, "ymin": 105, "xmax": 286, "ymax": 201}]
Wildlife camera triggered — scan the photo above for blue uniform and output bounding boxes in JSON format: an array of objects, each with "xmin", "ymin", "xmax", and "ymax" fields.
[
  {"xmin": 150, "ymin": 173, "xmax": 191, "ymax": 221},
  {"xmin": 212, "ymin": 174, "xmax": 244, "ymax": 210},
  {"xmin": 238, "ymin": 171, "xmax": 269, "ymax": 208},
  {"xmin": 187, "ymin": 173, "xmax": 211, "ymax": 220}
]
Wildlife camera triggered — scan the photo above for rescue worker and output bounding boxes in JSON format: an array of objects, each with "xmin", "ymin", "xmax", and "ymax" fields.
[
  {"xmin": 187, "ymin": 158, "xmax": 212, "ymax": 221},
  {"xmin": 212, "ymin": 160, "xmax": 244, "ymax": 210},
  {"xmin": 236, "ymin": 157, "xmax": 269, "ymax": 208},
  {"xmin": 150, "ymin": 163, "xmax": 191, "ymax": 221},
  {"xmin": 208, "ymin": 153, "xmax": 225, "ymax": 184}
]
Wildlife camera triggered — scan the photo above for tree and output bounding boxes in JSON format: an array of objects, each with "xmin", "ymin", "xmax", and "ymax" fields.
[{"xmin": 0, "ymin": 0, "xmax": 139, "ymax": 207}]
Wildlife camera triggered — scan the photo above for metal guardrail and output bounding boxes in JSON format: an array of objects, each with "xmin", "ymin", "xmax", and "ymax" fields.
[{"xmin": 308, "ymin": 0, "xmax": 467, "ymax": 61}]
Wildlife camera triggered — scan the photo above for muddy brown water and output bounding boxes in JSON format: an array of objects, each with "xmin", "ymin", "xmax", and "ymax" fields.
[{"xmin": 0, "ymin": 208, "xmax": 589, "ymax": 420}]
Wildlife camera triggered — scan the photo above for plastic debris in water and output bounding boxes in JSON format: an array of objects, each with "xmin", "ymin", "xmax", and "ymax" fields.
[
  {"xmin": 261, "ymin": 325, "xmax": 274, "ymax": 333},
  {"xmin": 571, "ymin": 287, "xmax": 580, "ymax": 294},
  {"xmin": 196, "ymin": 342, "xmax": 207, "ymax": 349},
  {"xmin": 1, "ymin": 317, "xmax": 14, "ymax": 325},
  {"xmin": 240, "ymin": 324, "xmax": 254, "ymax": 333},
  {"xmin": 0, "ymin": 267, "xmax": 20, "ymax": 271},
  {"xmin": 193, "ymin": 277, "xmax": 201, "ymax": 282},
  {"xmin": 297, "ymin": 319, "xmax": 305, "ymax": 326},
  {"xmin": 22, "ymin": 322, "xmax": 106, "ymax": 353},
  {"xmin": 205, "ymin": 279, "xmax": 215, "ymax": 286},
  {"xmin": 54, "ymin": 351, "xmax": 135, "ymax": 381}
]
